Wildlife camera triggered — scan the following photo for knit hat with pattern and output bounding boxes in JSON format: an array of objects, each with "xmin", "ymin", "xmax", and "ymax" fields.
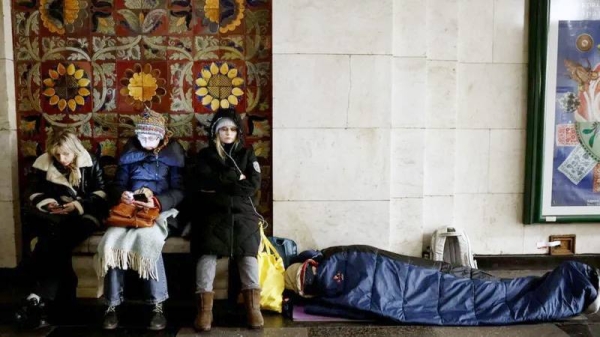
[{"xmin": 135, "ymin": 108, "xmax": 166, "ymax": 139}]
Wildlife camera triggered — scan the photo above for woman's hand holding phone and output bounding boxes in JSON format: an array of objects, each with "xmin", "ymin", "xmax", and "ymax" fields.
[
  {"xmin": 130, "ymin": 188, "xmax": 155, "ymax": 209},
  {"xmin": 45, "ymin": 202, "xmax": 60, "ymax": 211},
  {"xmin": 48, "ymin": 202, "xmax": 76, "ymax": 214},
  {"xmin": 121, "ymin": 191, "xmax": 134, "ymax": 204},
  {"xmin": 133, "ymin": 197, "xmax": 155, "ymax": 209}
]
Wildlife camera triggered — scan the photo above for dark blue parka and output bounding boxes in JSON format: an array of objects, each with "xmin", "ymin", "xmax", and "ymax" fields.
[{"xmin": 112, "ymin": 137, "xmax": 185, "ymax": 212}]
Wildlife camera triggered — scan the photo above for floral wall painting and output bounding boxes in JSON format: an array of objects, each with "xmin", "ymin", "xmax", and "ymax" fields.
[
  {"xmin": 11, "ymin": 0, "xmax": 273, "ymax": 217},
  {"xmin": 195, "ymin": 61, "xmax": 244, "ymax": 111},
  {"xmin": 119, "ymin": 63, "xmax": 168, "ymax": 110},
  {"xmin": 42, "ymin": 63, "xmax": 92, "ymax": 112},
  {"xmin": 525, "ymin": 0, "xmax": 600, "ymax": 223}
]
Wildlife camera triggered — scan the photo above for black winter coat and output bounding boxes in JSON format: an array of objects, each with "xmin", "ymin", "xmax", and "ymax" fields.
[
  {"xmin": 29, "ymin": 152, "xmax": 108, "ymax": 224},
  {"xmin": 191, "ymin": 144, "xmax": 261, "ymax": 258},
  {"xmin": 112, "ymin": 138, "xmax": 185, "ymax": 211}
]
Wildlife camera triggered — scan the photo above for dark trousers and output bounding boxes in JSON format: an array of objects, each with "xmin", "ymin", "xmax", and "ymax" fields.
[{"xmin": 22, "ymin": 211, "xmax": 97, "ymax": 301}]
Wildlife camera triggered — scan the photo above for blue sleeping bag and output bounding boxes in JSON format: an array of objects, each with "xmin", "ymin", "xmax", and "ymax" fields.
[{"xmin": 311, "ymin": 246, "xmax": 599, "ymax": 325}]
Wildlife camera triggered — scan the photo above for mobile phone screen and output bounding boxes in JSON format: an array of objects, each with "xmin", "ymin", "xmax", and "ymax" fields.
[{"xmin": 133, "ymin": 193, "xmax": 148, "ymax": 202}]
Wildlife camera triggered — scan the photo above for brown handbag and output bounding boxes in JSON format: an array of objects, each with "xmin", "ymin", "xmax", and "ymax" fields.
[{"xmin": 105, "ymin": 202, "xmax": 159, "ymax": 228}]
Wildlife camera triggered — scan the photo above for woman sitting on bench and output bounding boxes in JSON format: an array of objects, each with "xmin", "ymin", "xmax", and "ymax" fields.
[{"xmin": 15, "ymin": 129, "xmax": 108, "ymax": 329}]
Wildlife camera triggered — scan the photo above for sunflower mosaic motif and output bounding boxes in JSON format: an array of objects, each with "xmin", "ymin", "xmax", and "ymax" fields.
[
  {"xmin": 42, "ymin": 63, "xmax": 91, "ymax": 112},
  {"xmin": 13, "ymin": 0, "xmax": 273, "ymax": 219},
  {"xmin": 196, "ymin": 62, "xmax": 244, "ymax": 111},
  {"xmin": 197, "ymin": 0, "xmax": 245, "ymax": 33},
  {"xmin": 119, "ymin": 63, "xmax": 167, "ymax": 110},
  {"xmin": 40, "ymin": 0, "xmax": 89, "ymax": 34}
]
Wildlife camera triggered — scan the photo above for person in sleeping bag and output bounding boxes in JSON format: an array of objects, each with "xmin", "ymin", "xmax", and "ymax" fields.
[{"xmin": 285, "ymin": 245, "xmax": 600, "ymax": 325}]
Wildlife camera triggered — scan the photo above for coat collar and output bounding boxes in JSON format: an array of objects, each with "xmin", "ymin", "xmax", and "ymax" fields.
[
  {"xmin": 32, "ymin": 151, "xmax": 93, "ymax": 171},
  {"xmin": 119, "ymin": 138, "xmax": 185, "ymax": 168},
  {"xmin": 209, "ymin": 143, "xmax": 245, "ymax": 162},
  {"xmin": 32, "ymin": 151, "xmax": 92, "ymax": 193}
]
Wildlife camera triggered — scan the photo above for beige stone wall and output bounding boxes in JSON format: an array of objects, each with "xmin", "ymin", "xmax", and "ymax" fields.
[
  {"xmin": 272, "ymin": 0, "xmax": 600, "ymax": 255},
  {"xmin": 272, "ymin": 0, "xmax": 393, "ymax": 251},
  {"xmin": 0, "ymin": 0, "xmax": 20, "ymax": 268}
]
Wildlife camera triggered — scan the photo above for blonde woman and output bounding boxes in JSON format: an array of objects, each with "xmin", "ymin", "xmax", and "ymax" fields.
[{"xmin": 15, "ymin": 129, "xmax": 108, "ymax": 329}]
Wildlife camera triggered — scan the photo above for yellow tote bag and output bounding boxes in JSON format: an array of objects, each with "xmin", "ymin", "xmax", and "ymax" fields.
[{"xmin": 257, "ymin": 224, "xmax": 285, "ymax": 312}]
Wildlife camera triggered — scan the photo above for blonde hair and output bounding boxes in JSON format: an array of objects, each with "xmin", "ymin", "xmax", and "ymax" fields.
[
  {"xmin": 215, "ymin": 135, "xmax": 240, "ymax": 159},
  {"xmin": 46, "ymin": 129, "xmax": 86, "ymax": 186}
]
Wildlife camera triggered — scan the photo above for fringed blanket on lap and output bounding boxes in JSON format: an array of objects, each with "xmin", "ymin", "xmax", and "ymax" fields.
[{"xmin": 95, "ymin": 209, "xmax": 178, "ymax": 280}]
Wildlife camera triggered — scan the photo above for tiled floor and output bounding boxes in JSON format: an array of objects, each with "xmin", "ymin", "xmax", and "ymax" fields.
[
  {"xmin": 1, "ymin": 318, "xmax": 599, "ymax": 337},
  {"xmin": 0, "ymin": 269, "xmax": 599, "ymax": 337}
]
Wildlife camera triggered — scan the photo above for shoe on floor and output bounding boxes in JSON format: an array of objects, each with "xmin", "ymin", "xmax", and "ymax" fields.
[
  {"xmin": 102, "ymin": 305, "xmax": 118, "ymax": 330},
  {"xmin": 14, "ymin": 297, "xmax": 49, "ymax": 330},
  {"xmin": 148, "ymin": 303, "xmax": 166, "ymax": 331}
]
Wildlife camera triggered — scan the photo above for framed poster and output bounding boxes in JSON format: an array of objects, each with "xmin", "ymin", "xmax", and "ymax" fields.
[{"xmin": 525, "ymin": 0, "xmax": 600, "ymax": 223}]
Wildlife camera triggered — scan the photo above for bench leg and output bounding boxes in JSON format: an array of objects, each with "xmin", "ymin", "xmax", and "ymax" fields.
[{"xmin": 72, "ymin": 255, "xmax": 104, "ymax": 298}]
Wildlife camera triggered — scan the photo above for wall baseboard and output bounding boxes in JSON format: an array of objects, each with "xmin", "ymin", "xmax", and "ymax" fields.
[
  {"xmin": 475, "ymin": 254, "xmax": 600, "ymax": 270},
  {"xmin": 3, "ymin": 255, "xmax": 598, "ymax": 279}
]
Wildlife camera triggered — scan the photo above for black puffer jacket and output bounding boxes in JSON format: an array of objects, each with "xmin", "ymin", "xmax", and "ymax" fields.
[
  {"xmin": 191, "ymin": 110, "xmax": 261, "ymax": 258},
  {"xmin": 28, "ymin": 151, "xmax": 108, "ymax": 224}
]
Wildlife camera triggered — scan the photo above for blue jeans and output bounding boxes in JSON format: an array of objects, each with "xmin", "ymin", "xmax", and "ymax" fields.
[{"xmin": 103, "ymin": 255, "xmax": 169, "ymax": 306}]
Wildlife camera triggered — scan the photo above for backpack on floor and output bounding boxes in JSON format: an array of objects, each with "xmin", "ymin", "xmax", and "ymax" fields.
[
  {"xmin": 268, "ymin": 236, "xmax": 298, "ymax": 269},
  {"xmin": 430, "ymin": 227, "xmax": 477, "ymax": 268}
]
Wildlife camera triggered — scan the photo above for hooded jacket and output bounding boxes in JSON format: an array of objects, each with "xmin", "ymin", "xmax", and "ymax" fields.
[{"xmin": 191, "ymin": 109, "xmax": 261, "ymax": 258}]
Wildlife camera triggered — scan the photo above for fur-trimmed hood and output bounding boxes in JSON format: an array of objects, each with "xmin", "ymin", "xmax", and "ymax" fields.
[
  {"xmin": 33, "ymin": 151, "xmax": 93, "ymax": 171},
  {"xmin": 32, "ymin": 151, "xmax": 93, "ymax": 193}
]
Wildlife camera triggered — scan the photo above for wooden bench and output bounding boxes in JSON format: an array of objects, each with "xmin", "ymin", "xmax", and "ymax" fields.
[
  {"xmin": 24, "ymin": 159, "xmax": 233, "ymax": 300},
  {"xmin": 71, "ymin": 233, "xmax": 230, "ymax": 300}
]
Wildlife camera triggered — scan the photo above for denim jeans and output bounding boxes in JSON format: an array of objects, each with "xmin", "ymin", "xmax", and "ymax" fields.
[
  {"xmin": 103, "ymin": 255, "xmax": 169, "ymax": 306},
  {"xmin": 195, "ymin": 255, "xmax": 260, "ymax": 293}
]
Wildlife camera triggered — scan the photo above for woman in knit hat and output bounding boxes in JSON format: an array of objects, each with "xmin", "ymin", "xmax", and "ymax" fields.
[
  {"xmin": 15, "ymin": 129, "xmax": 108, "ymax": 329},
  {"xmin": 96, "ymin": 108, "xmax": 185, "ymax": 331},
  {"xmin": 191, "ymin": 108, "xmax": 264, "ymax": 331}
]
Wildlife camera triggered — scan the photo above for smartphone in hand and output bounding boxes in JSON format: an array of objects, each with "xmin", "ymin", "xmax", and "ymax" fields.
[
  {"xmin": 133, "ymin": 193, "xmax": 148, "ymax": 202},
  {"xmin": 47, "ymin": 203, "xmax": 65, "ymax": 213}
]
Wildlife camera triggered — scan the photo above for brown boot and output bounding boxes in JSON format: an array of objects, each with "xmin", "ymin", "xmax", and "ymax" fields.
[
  {"xmin": 194, "ymin": 292, "xmax": 214, "ymax": 332},
  {"xmin": 242, "ymin": 289, "xmax": 264, "ymax": 329}
]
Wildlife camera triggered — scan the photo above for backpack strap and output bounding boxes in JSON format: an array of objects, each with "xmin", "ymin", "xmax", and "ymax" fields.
[
  {"xmin": 431, "ymin": 228, "xmax": 448, "ymax": 262},
  {"xmin": 458, "ymin": 231, "xmax": 477, "ymax": 268}
]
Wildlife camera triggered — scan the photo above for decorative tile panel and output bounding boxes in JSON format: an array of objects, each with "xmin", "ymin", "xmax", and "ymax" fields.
[{"xmin": 11, "ymin": 0, "xmax": 273, "ymax": 220}]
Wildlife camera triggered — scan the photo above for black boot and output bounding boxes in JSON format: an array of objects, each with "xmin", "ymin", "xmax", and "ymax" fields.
[
  {"xmin": 14, "ymin": 297, "xmax": 49, "ymax": 329},
  {"xmin": 148, "ymin": 303, "xmax": 166, "ymax": 331},
  {"xmin": 102, "ymin": 305, "xmax": 118, "ymax": 330}
]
